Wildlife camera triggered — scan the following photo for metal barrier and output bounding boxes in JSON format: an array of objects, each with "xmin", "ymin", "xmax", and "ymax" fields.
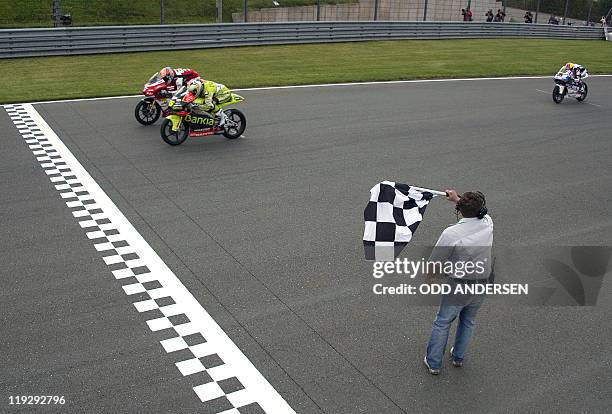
[{"xmin": 0, "ymin": 21, "xmax": 604, "ymax": 59}]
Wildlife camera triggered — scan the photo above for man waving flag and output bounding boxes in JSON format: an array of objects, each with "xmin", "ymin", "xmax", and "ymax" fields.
[{"xmin": 363, "ymin": 181, "xmax": 443, "ymax": 261}]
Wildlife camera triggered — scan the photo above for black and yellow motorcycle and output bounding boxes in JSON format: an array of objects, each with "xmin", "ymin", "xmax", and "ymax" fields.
[{"xmin": 160, "ymin": 87, "xmax": 246, "ymax": 146}]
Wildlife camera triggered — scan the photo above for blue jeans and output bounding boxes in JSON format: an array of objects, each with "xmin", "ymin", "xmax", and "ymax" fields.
[{"xmin": 425, "ymin": 281, "xmax": 485, "ymax": 370}]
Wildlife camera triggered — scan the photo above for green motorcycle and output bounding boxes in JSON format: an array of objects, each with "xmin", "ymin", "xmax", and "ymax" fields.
[{"xmin": 160, "ymin": 87, "xmax": 246, "ymax": 146}]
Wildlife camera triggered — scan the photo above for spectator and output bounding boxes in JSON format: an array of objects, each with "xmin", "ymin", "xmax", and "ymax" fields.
[
  {"xmin": 485, "ymin": 9, "xmax": 494, "ymax": 22},
  {"xmin": 524, "ymin": 11, "xmax": 533, "ymax": 24},
  {"xmin": 494, "ymin": 9, "xmax": 506, "ymax": 22},
  {"xmin": 549, "ymin": 15, "xmax": 559, "ymax": 25},
  {"xmin": 461, "ymin": 8, "xmax": 473, "ymax": 22}
]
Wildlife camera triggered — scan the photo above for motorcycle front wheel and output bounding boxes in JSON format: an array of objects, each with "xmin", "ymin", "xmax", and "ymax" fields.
[
  {"xmin": 135, "ymin": 100, "xmax": 161, "ymax": 125},
  {"xmin": 576, "ymin": 82, "xmax": 588, "ymax": 102},
  {"xmin": 160, "ymin": 119, "xmax": 189, "ymax": 146},
  {"xmin": 222, "ymin": 109, "xmax": 246, "ymax": 139},
  {"xmin": 552, "ymin": 85, "xmax": 565, "ymax": 104}
]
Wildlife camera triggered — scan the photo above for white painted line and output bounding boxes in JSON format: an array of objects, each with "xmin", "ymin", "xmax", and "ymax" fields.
[
  {"xmin": 174, "ymin": 322, "xmax": 200, "ymax": 336},
  {"xmin": 134, "ymin": 299, "xmax": 159, "ymax": 313},
  {"xmin": 193, "ymin": 381, "xmax": 225, "ymax": 402},
  {"xmin": 102, "ymin": 255, "xmax": 125, "ymax": 265},
  {"xmin": 160, "ymin": 303, "xmax": 184, "ymax": 317},
  {"xmin": 191, "ymin": 342, "xmax": 217, "ymax": 358},
  {"xmin": 228, "ymin": 389, "xmax": 257, "ymax": 408},
  {"xmin": 17, "ymin": 74, "xmax": 612, "ymax": 106},
  {"xmin": 208, "ymin": 364, "xmax": 235, "ymax": 381},
  {"xmin": 147, "ymin": 287, "xmax": 170, "ymax": 299},
  {"xmin": 112, "ymin": 268, "xmax": 136, "ymax": 279},
  {"xmin": 234, "ymin": 74, "xmax": 612, "ymax": 91},
  {"xmin": 176, "ymin": 358, "xmax": 206, "ymax": 376},
  {"xmin": 161, "ymin": 337, "xmax": 189, "ymax": 353},
  {"xmin": 147, "ymin": 317, "xmax": 173, "ymax": 332},
  {"xmin": 3, "ymin": 103, "xmax": 296, "ymax": 414},
  {"xmin": 123, "ymin": 283, "xmax": 146, "ymax": 295}
]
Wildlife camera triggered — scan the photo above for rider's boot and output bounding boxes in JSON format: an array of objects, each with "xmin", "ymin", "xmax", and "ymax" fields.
[{"xmin": 215, "ymin": 110, "xmax": 227, "ymax": 127}]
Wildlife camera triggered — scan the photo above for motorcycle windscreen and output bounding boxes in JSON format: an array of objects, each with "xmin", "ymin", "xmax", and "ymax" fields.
[{"xmin": 146, "ymin": 72, "xmax": 163, "ymax": 85}]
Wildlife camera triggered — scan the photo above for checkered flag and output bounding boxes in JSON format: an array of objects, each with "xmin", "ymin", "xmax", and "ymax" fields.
[{"xmin": 363, "ymin": 181, "xmax": 437, "ymax": 261}]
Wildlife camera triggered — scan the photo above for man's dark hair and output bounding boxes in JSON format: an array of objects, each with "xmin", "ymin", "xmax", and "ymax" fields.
[{"xmin": 456, "ymin": 191, "xmax": 486, "ymax": 218}]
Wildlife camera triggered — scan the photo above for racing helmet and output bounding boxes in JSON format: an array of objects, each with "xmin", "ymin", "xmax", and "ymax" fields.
[
  {"xmin": 187, "ymin": 79, "xmax": 203, "ymax": 97},
  {"xmin": 565, "ymin": 63, "xmax": 575, "ymax": 71},
  {"xmin": 159, "ymin": 67, "xmax": 175, "ymax": 83}
]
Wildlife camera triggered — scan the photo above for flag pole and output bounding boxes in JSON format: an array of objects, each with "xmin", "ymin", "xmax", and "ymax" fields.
[{"xmin": 410, "ymin": 186, "xmax": 447, "ymax": 196}]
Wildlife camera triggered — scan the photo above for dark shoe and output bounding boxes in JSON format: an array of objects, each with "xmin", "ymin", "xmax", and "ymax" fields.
[
  {"xmin": 450, "ymin": 347, "xmax": 463, "ymax": 367},
  {"xmin": 423, "ymin": 356, "xmax": 440, "ymax": 375}
]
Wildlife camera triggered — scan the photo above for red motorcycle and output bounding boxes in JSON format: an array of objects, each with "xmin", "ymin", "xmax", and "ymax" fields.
[{"xmin": 134, "ymin": 72, "xmax": 176, "ymax": 125}]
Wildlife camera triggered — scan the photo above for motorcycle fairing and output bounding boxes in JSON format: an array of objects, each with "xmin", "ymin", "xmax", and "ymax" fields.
[{"xmin": 167, "ymin": 114, "xmax": 183, "ymax": 132}]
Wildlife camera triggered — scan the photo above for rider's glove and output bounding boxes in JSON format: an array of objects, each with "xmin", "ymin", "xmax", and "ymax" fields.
[{"xmin": 186, "ymin": 103, "xmax": 196, "ymax": 111}]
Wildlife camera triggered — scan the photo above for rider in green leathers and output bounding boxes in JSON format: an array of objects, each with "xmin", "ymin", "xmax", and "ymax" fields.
[{"xmin": 186, "ymin": 79, "xmax": 232, "ymax": 126}]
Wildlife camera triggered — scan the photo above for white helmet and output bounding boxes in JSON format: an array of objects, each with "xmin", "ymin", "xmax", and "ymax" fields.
[{"xmin": 187, "ymin": 79, "xmax": 203, "ymax": 97}]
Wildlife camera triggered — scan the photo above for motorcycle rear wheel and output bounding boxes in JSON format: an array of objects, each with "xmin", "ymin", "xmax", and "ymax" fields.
[
  {"xmin": 160, "ymin": 119, "xmax": 189, "ymax": 146},
  {"xmin": 552, "ymin": 85, "xmax": 565, "ymax": 104},
  {"xmin": 222, "ymin": 109, "xmax": 246, "ymax": 139},
  {"xmin": 576, "ymin": 82, "xmax": 588, "ymax": 102},
  {"xmin": 135, "ymin": 100, "xmax": 161, "ymax": 125}
]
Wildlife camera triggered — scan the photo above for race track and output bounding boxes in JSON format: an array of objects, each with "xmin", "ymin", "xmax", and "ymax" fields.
[{"xmin": 2, "ymin": 77, "xmax": 612, "ymax": 413}]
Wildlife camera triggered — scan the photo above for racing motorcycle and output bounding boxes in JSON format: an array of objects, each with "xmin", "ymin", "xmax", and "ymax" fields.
[
  {"xmin": 552, "ymin": 69, "xmax": 588, "ymax": 104},
  {"xmin": 160, "ymin": 87, "xmax": 246, "ymax": 146},
  {"xmin": 134, "ymin": 72, "xmax": 176, "ymax": 125}
]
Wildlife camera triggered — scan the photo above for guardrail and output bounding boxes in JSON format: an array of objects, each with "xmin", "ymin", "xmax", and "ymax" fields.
[{"xmin": 0, "ymin": 21, "xmax": 604, "ymax": 59}]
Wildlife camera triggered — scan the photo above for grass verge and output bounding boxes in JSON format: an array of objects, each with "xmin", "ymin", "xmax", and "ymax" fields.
[{"xmin": 2, "ymin": 39, "xmax": 611, "ymax": 104}]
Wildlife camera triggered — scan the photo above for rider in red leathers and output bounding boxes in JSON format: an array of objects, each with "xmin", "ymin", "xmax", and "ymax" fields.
[{"xmin": 158, "ymin": 67, "xmax": 200, "ymax": 96}]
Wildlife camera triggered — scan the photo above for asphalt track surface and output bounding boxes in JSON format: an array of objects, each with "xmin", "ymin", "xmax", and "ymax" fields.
[{"xmin": 2, "ymin": 77, "xmax": 612, "ymax": 413}]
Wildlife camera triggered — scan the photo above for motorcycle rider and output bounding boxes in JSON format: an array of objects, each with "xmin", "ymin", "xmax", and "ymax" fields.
[
  {"xmin": 185, "ymin": 78, "xmax": 232, "ymax": 126},
  {"xmin": 158, "ymin": 67, "xmax": 200, "ymax": 96},
  {"xmin": 561, "ymin": 62, "xmax": 587, "ymax": 82},
  {"xmin": 560, "ymin": 63, "xmax": 587, "ymax": 97}
]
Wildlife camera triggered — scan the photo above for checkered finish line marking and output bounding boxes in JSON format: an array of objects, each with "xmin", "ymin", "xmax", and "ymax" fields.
[{"xmin": 4, "ymin": 104, "xmax": 295, "ymax": 414}]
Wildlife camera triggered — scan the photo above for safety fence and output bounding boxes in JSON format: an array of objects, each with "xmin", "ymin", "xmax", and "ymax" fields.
[
  {"xmin": 2, "ymin": 0, "xmax": 611, "ymax": 27},
  {"xmin": 0, "ymin": 21, "xmax": 604, "ymax": 59}
]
